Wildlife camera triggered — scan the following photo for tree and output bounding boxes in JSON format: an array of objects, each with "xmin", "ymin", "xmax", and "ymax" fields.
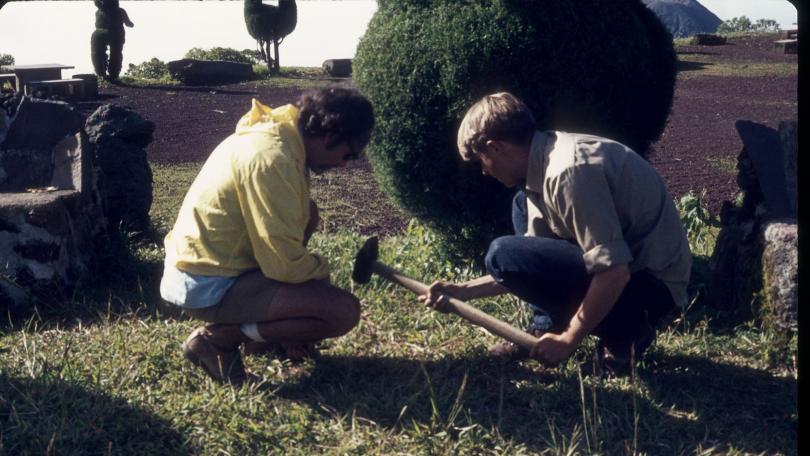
[
  {"xmin": 354, "ymin": 0, "xmax": 677, "ymax": 259},
  {"xmin": 243, "ymin": 0, "xmax": 297, "ymax": 74},
  {"xmin": 717, "ymin": 16, "xmax": 781, "ymax": 34},
  {"xmin": 754, "ymin": 19, "xmax": 781, "ymax": 33}
]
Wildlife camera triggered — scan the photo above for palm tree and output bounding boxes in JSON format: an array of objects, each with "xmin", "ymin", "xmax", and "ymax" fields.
[{"xmin": 244, "ymin": 0, "xmax": 297, "ymax": 75}]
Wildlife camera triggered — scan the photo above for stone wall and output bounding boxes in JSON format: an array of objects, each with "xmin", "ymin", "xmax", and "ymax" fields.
[
  {"xmin": 709, "ymin": 120, "xmax": 798, "ymax": 330},
  {"xmin": 0, "ymin": 98, "xmax": 106, "ymax": 307},
  {"xmin": 0, "ymin": 97, "xmax": 154, "ymax": 309}
]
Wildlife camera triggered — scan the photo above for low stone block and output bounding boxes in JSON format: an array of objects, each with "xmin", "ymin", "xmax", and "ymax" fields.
[
  {"xmin": 773, "ymin": 39, "xmax": 798, "ymax": 55},
  {"xmin": 735, "ymin": 120, "xmax": 792, "ymax": 219},
  {"xmin": 761, "ymin": 222, "xmax": 797, "ymax": 331},
  {"xmin": 693, "ymin": 34, "xmax": 727, "ymax": 45},
  {"xmin": 72, "ymin": 73, "xmax": 99, "ymax": 98},
  {"xmin": 167, "ymin": 59, "xmax": 254, "ymax": 85},
  {"xmin": 0, "ymin": 191, "xmax": 99, "ymax": 307},
  {"xmin": 322, "ymin": 59, "xmax": 352, "ymax": 77}
]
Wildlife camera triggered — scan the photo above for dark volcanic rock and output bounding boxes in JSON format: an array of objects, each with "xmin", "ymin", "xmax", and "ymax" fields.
[
  {"xmin": 0, "ymin": 97, "xmax": 84, "ymax": 150},
  {"xmin": 86, "ymin": 103, "xmax": 155, "ymax": 148},
  {"xmin": 322, "ymin": 59, "xmax": 352, "ymax": 77},
  {"xmin": 167, "ymin": 59, "xmax": 254, "ymax": 85},
  {"xmin": 643, "ymin": 0, "xmax": 722, "ymax": 37},
  {"xmin": 85, "ymin": 104, "xmax": 155, "ymax": 231}
]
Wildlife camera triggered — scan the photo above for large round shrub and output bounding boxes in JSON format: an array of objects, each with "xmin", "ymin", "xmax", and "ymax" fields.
[{"xmin": 354, "ymin": 0, "xmax": 676, "ymax": 259}]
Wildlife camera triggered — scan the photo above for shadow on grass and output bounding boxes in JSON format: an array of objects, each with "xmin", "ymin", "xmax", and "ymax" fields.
[
  {"xmin": 675, "ymin": 50, "xmax": 719, "ymax": 56},
  {"xmin": 273, "ymin": 353, "xmax": 796, "ymax": 454},
  {"xmin": 0, "ymin": 372, "xmax": 190, "ymax": 454},
  {"xmin": 677, "ymin": 60, "xmax": 712, "ymax": 72},
  {"xmin": 2, "ymin": 228, "xmax": 177, "ymax": 333},
  {"xmin": 641, "ymin": 354, "xmax": 796, "ymax": 447}
]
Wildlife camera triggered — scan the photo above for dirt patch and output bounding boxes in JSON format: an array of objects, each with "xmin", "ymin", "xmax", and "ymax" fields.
[
  {"xmin": 651, "ymin": 34, "xmax": 797, "ymax": 212},
  {"xmin": 75, "ymin": 34, "xmax": 797, "ymax": 234}
]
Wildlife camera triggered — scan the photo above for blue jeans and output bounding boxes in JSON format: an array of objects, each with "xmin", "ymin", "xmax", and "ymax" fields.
[{"xmin": 484, "ymin": 191, "xmax": 674, "ymax": 347}]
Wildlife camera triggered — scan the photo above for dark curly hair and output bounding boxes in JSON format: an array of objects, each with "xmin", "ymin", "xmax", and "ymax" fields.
[{"xmin": 297, "ymin": 87, "xmax": 375, "ymax": 149}]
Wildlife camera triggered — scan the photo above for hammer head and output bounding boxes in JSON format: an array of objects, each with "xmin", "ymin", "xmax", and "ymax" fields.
[{"xmin": 352, "ymin": 236, "xmax": 379, "ymax": 284}]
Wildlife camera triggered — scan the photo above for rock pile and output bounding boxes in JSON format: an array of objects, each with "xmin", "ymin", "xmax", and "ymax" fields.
[{"xmin": 709, "ymin": 119, "xmax": 797, "ymax": 331}]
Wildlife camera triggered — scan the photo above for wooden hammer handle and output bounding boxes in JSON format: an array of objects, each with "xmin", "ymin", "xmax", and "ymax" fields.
[{"xmin": 372, "ymin": 261, "xmax": 540, "ymax": 351}]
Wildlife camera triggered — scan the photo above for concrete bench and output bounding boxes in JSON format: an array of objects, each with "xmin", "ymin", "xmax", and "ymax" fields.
[
  {"xmin": 26, "ymin": 78, "xmax": 85, "ymax": 98},
  {"xmin": 773, "ymin": 39, "xmax": 798, "ymax": 55}
]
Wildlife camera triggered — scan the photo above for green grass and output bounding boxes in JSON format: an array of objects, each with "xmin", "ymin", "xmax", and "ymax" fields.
[
  {"xmin": 672, "ymin": 32, "xmax": 798, "ymax": 79},
  {"xmin": 0, "ymin": 164, "xmax": 797, "ymax": 455},
  {"xmin": 150, "ymin": 162, "xmax": 202, "ymax": 234},
  {"xmin": 676, "ymin": 53, "xmax": 797, "ymax": 79},
  {"xmin": 706, "ymin": 156, "xmax": 737, "ymax": 175},
  {"xmin": 249, "ymin": 66, "xmax": 350, "ymax": 89}
]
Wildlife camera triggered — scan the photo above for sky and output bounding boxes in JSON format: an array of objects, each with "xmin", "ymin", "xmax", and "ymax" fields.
[{"xmin": 697, "ymin": 0, "xmax": 798, "ymax": 29}]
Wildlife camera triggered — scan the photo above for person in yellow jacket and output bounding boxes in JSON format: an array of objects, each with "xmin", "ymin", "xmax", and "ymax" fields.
[{"xmin": 160, "ymin": 87, "xmax": 374, "ymax": 385}]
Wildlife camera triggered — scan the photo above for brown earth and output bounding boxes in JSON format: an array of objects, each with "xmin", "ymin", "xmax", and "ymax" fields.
[{"xmin": 75, "ymin": 34, "xmax": 798, "ymax": 236}]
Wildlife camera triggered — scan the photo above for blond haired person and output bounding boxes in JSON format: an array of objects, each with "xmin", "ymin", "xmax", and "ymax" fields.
[{"xmin": 422, "ymin": 92, "xmax": 691, "ymax": 374}]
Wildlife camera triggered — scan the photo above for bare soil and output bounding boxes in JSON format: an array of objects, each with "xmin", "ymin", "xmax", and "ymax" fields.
[{"xmin": 76, "ymin": 34, "xmax": 798, "ymax": 236}]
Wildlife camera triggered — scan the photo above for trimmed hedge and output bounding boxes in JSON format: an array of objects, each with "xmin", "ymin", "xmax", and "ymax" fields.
[
  {"xmin": 354, "ymin": 0, "xmax": 676, "ymax": 259},
  {"xmin": 183, "ymin": 47, "xmax": 259, "ymax": 65}
]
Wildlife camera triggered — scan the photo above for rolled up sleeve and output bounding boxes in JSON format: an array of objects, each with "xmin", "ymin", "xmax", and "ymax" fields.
[{"xmin": 551, "ymin": 164, "xmax": 633, "ymax": 273}]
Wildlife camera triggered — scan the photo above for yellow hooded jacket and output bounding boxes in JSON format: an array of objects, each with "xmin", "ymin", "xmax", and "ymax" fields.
[{"xmin": 163, "ymin": 99, "xmax": 330, "ymax": 283}]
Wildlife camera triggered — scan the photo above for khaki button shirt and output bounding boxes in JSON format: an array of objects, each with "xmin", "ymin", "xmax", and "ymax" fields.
[{"xmin": 524, "ymin": 131, "xmax": 692, "ymax": 308}]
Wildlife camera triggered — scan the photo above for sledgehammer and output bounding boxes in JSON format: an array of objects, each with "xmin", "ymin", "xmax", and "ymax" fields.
[{"xmin": 351, "ymin": 236, "xmax": 540, "ymax": 351}]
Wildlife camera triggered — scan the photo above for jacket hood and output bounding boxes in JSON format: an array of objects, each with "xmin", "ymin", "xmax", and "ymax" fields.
[{"xmin": 235, "ymin": 99, "xmax": 299, "ymax": 135}]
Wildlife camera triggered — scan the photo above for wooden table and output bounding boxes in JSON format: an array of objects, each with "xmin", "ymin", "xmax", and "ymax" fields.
[{"xmin": 0, "ymin": 63, "xmax": 75, "ymax": 94}]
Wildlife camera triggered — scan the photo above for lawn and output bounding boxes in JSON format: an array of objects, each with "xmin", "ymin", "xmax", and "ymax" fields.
[{"xmin": 0, "ymin": 159, "xmax": 797, "ymax": 455}]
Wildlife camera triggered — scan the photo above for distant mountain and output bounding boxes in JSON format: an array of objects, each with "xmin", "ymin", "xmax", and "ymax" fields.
[{"xmin": 642, "ymin": 0, "xmax": 722, "ymax": 38}]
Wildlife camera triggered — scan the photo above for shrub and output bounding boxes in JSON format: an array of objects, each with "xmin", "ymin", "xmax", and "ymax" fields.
[
  {"xmin": 717, "ymin": 16, "xmax": 781, "ymax": 34},
  {"xmin": 124, "ymin": 58, "xmax": 171, "ymax": 81},
  {"xmin": 674, "ymin": 189, "xmax": 718, "ymax": 315},
  {"xmin": 252, "ymin": 64, "xmax": 270, "ymax": 80},
  {"xmin": 676, "ymin": 189, "xmax": 718, "ymax": 256},
  {"xmin": 0, "ymin": 53, "xmax": 14, "ymax": 66},
  {"xmin": 354, "ymin": 0, "xmax": 677, "ymax": 259},
  {"xmin": 183, "ymin": 47, "xmax": 257, "ymax": 65}
]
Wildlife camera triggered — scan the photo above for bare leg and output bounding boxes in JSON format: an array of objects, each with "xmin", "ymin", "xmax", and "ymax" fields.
[
  {"xmin": 188, "ymin": 200, "xmax": 353, "ymax": 360},
  {"xmin": 204, "ymin": 270, "xmax": 359, "ymax": 339}
]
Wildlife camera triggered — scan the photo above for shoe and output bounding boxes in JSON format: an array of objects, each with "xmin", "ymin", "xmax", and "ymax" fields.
[
  {"xmin": 592, "ymin": 324, "xmax": 657, "ymax": 377},
  {"xmin": 488, "ymin": 327, "xmax": 544, "ymax": 360},
  {"xmin": 182, "ymin": 327, "xmax": 247, "ymax": 386}
]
